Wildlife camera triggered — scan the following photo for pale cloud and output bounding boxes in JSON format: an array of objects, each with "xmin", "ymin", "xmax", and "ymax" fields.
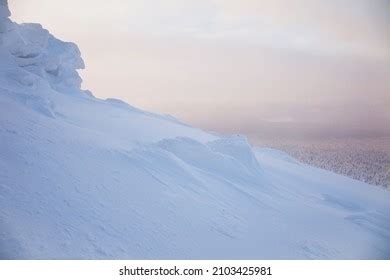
[{"xmin": 10, "ymin": 0, "xmax": 390, "ymax": 57}]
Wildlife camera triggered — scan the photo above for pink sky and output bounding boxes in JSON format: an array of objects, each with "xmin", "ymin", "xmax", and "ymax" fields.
[{"xmin": 10, "ymin": 0, "xmax": 390, "ymax": 140}]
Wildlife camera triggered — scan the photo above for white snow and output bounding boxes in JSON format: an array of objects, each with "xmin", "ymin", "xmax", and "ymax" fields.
[{"xmin": 0, "ymin": 2, "xmax": 389, "ymax": 259}]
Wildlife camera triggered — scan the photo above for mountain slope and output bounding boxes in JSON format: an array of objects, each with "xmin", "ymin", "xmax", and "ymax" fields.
[{"xmin": 1, "ymin": 1, "xmax": 389, "ymax": 259}]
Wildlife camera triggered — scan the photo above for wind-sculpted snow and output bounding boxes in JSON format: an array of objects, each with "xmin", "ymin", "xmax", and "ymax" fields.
[
  {"xmin": 1, "ymin": 15, "xmax": 84, "ymax": 94},
  {"xmin": 0, "ymin": 1, "xmax": 389, "ymax": 259}
]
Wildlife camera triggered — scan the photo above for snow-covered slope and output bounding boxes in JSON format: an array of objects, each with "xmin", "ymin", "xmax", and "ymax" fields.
[{"xmin": 1, "ymin": 1, "xmax": 389, "ymax": 259}]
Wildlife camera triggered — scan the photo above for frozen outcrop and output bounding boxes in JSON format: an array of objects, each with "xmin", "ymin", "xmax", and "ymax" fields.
[
  {"xmin": 0, "ymin": 1, "xmax": 84, "ymax": 94},
  {"xmin": 0, "ymin": 0, "xmax": 86, "ymax": 118},
  {"xmin": 3, "ymin": 24, "xmax": 85, "ymax": 92}
]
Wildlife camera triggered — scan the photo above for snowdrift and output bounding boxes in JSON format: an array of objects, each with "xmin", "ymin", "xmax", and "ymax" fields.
[{"xmin": 0, "ymin": 1, "xmax": 389, "ymax": 259}]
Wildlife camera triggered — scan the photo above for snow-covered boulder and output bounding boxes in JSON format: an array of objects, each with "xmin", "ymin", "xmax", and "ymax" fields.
[{"xmin": 0, "ymin": 1, "xmax": 84, "ymax": 94}]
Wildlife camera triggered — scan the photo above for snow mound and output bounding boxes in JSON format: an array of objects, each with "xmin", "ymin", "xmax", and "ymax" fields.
[
  {"xmin": 208, "ymin": 135, "xmax": 262, "ymax": 172},
  {"xmin": 154, "ymin": 137, "xmax": 269, "ymax": 190}
]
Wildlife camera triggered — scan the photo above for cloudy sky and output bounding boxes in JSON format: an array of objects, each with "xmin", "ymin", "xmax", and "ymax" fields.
[{"xmin": 10, "ymin": 0, "xmax": 390, "ymax": 141}]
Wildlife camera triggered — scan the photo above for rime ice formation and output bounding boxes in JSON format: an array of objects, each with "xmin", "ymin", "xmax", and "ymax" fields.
[
  {"xmin": 1, "ymin": 3, "xmax": 84, "ymax": 94},
  {"xmin": 1, "ymin": 1, "xmax": 389, "ymax": 259}
]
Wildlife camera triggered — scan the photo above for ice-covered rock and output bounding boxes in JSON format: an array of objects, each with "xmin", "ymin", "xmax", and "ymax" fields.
[{"xmin": 0, "ymin": 2, "xmax": 84, "ymax": 94}]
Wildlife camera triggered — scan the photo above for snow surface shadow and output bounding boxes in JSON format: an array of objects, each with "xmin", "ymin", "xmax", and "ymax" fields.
[
  {"xmin": 0, "ymin": 222, "xmax": 27, "ymax": 259},
  {"xmin": 322, "ymin": 194, "xmax": 364, "ymax": 212},
  {"xmin": 345, "ymin": 211, "xmax": 390, "ymax": 240},
  {"xmin": 299, "ymin": 240, "xmax": 339, "ymax": 259}
]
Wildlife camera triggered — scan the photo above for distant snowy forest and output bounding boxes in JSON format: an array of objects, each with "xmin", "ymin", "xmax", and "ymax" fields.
[{"xmin": 261, "ymin": 137, "xmax": 390, "ymax": 189}]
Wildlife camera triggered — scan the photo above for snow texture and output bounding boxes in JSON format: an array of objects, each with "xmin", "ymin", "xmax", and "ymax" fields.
[{"xmin": 0, "ymin": 2, "xmax": 389, "ymax": 259}]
